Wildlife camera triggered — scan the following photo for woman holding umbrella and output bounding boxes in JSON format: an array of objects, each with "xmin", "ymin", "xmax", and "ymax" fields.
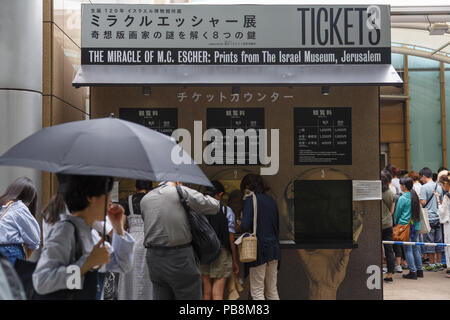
[{"xmin": 32, "ymin": 175, "xmax": 135, "ymax": 299}]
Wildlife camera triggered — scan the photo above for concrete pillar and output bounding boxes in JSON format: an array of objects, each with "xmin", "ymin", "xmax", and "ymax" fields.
[{"xmin": 0, "ymin": 0, "xmax": 43, "ymax": 207}]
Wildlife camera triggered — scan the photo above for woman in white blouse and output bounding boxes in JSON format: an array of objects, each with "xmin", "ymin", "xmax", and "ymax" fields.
[
  {"xmin": 33, "ymin": 175, "xmax": 135, "ymax": 299},
  {"xmin": 0, "ymin": 177, "xmax": 40, "ymax": 266},
  {"xmin": 438, "ymin": 174, "xmax": 450, "ymax": 278}
]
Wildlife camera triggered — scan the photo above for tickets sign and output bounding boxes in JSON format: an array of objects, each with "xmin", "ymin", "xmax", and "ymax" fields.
[{"xmin": 81, "ymin": 4, "xmax": 391, "ymax": 65}]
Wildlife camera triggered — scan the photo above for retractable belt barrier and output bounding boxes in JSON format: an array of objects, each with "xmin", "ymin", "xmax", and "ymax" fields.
[{"xmin": 382, "ymin": 241, "xmax": 449, "ymax": 247}]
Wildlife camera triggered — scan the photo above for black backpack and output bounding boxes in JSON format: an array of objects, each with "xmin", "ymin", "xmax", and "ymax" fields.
[
  {"xmin": 176, "ymin": 185, "xmax": 221, "ymax": 264},
  {"xmin": 207, "ymin": 205, "xmax": 231, "ymax": 254}
]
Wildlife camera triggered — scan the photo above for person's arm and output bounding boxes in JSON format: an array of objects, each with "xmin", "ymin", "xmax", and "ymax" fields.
[
  {"xmin": 393, "ymin": 198, "xmax": 403, "ymax": 225},
  {"xmin": 33, "ymin": 221, "xmax": 111, "ymax": 295},
  {"xmin": 390, "ymin": 202, "xmax": 395, "ymax": 215},
  {"xmin": 419, "ymin": 188, "xmax": 428, "ymax": 207},
  {"xmin": 32, "ymin": 222, "xmax": 87, "ymax": 294},
  {"xmin": 226, "ymin": 207, "xmax": 239, "ymax": 274},
  {"xmin": 12, "ymin": 205, "xmax": 40, "ymax": 251},
  {"xmin": 240, "ymin": 198, "xmax": 254, "ymax": 233},
  {"xmin": 101, "ymin": 204, "xmax": 135, "ymax": 273},
  {"xmin": 182, "ymin": 186, "xmax": 220, "ymax": 215}
]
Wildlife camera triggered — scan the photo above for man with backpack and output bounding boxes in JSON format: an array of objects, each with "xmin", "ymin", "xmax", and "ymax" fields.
[
  {"xmin": 419, "ymin": 167, "xmax": 445, "ymax": 271},
  {"xmin": 141, "ymin": 181, "xmax": 219, "ymax": 300}
]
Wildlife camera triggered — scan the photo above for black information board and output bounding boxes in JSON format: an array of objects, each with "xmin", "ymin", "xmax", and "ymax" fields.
[
  {"xmin": 294, "ymin": 107, "xmax": 351, "ymax": 165},
  {"xmin": 206, "ymin": 108, "xmax": 264, "ymax": 165},
  {"xmin": 294, "ymin": 180, "xmax": 353, "ymax": 243},
  {"xmin": 119, "ymin": 108, "xmax": 178, "ymax": 136}
]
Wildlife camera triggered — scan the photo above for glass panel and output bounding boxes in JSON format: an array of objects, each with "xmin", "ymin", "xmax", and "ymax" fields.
[
  {"xmin": 294, "ymin": 180, "xmax": 353, "ymax": 243},
  {"xmin": 446, "ymin": 63, "xmax": 450, "ymax": 168},
  {"xmin": 391, "ymin": 53, "xmax": 403, "ymax": 70},
  {"xmin": 408, "ymin": 55, "xmax": 440, "ymax": 69},
  {"xmin": 409, "ymin": 69, "xmax": 442, "ymax": 172}
]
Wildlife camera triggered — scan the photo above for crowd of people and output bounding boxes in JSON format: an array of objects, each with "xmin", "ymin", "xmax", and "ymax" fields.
[
  {"xmin": 0, "ymin": 173, "xmax": 281, "ymax": 300},
  {"xmin": 381, "ymin": 164, "xmax": 450, "ymax": 282}
]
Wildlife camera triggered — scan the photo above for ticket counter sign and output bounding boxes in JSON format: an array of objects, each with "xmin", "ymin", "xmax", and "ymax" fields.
[
  {"xmin": 294, "ymin": 107, "xmax": 352, "ymax": 165},
  {"xmin": 81, "ymin": 4, "xmax": 391, "ymax": 65}
]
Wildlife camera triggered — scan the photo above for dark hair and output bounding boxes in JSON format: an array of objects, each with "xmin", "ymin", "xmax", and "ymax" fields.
[
  {"xmin": 439, "ymin": 174, "xmax": 449, "ymax": 185},
  {"xmin": 240, "ymin": 173, "xmax": 270, "ymax": 194},
  {"xmin": 384, "ymin": 164, "xmax": 400, "ymax": 178},
  {"xmin": 400, "ymin": 177, "xmax": 420, "ymax": 223},
  {"xmin": 0, "ymin": 177, "xmax": 37, "ymax": 217},
  {"xmin": 381, "ymin": 169, "xmax": 392, "ymax": 183},
  {"xmin": 400, "ymin": 170, "xmax": 409, "ymax": 177},
  {"xmin": 135, "ymin": 180, "xmax": 152, "ymax": 191},
  {"xmin": 408, "ymin": 171, "xmax": 420, "ymax": 182},
  {"xmin": 205, "ymin": 180, "xmax": 225, "ymax": 197},
  {"xmin": 64, "ymin": 175, "xmax": 114, "ymax": 213},
  {"xmin": 438, "ymin": 167, "xmax": 448, "ymax": 174},
  {"xmin": 42, "ymin": 174, "xmax": 71, "ymax": 225},
  {"xmin": 419, "ymin": 167, "xmax": 433, "ymax": 179},
  {"xmin": 381, "ymin": 172, "xmax": 390, "ymax": 192}
]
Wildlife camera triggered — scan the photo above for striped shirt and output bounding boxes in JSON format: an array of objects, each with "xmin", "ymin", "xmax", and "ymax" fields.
[{"xmin": 0, "ymin": 200, "xmax": 40, "ymax": 250}]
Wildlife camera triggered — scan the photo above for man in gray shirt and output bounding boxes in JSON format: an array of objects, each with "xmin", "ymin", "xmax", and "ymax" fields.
[
  {"xmin": 419, "ymin": 167, "xmax": 444, "ymax": 270},
  {"xmin": 141, "ymin": 181, "xmax": 219, "ymax": 300}
]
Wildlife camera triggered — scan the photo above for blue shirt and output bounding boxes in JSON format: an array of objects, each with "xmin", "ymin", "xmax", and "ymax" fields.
[
  {"xmin": 224, "ymin": 205, "xmax": 236, "ymax": 234},
  {"xmin": 420, "ymin": 181, "xmax": 443, "ymax": 222},
  {"xmin": 394, "ymin": 192, "xmax": 421, "ymax": 231},
  {"xmin": 0, "ymin": 200, "xmax": 40, "ymax": 250}
]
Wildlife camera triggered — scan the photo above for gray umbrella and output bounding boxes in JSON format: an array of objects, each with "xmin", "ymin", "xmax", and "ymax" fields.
[
  {"xmin": 0, "ymin": 117, "xmax": 211, "ymax": 238},
  {"xmin": 0, "ymin": 117, "xmax": 211, "ymax": 187}
]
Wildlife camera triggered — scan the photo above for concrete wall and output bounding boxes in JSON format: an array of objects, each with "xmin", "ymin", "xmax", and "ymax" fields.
[
  {"xmin": 90, "ymin": 85, "xmax": 382, "ymax": 300},
  {"xmin": 0, "ymin": 0, "xmax": 43, "ymax": 206},
  {"xmin": 42, "ymin": 0, "xmax": 90, "ymax": 206}
]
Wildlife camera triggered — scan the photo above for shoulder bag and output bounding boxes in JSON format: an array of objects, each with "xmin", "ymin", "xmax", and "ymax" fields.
[
  {"xmin": 419, "ymin": 183, "xmax": 437, "ymax": 235},
  {"xmin": 234, "ymin": 192, "xmax": 258, "ymax": 263},
  {"xmin": 175, "ymin": 185, "xmax": 221, "ymax": 264},
  {"xmin": 14, "ymin": 220, "xmax": 98, "ymax": 300},
  {"xmin": 393, "ymin": 219, "xmax": 411, "ymax": 242}
]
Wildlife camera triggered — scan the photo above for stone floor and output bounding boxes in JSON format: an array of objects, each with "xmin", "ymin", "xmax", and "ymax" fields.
[{"xmin": 383, "ymin": 268, "xmax": 450, "ymax": 300}]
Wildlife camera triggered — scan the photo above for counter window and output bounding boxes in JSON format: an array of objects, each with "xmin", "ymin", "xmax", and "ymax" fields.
[{"xmin": 294, "ymin": 180, "xmax": 353, "ymax": 244}]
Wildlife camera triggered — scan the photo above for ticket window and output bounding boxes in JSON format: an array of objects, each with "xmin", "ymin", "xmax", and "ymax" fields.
[{"xmin": 294, "ymin": 180, "xmax": 353, "ymax": 245}]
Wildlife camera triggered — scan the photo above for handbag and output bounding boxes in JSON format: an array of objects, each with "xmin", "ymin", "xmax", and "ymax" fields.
[
  {"xmin": 419, "ymin": 183, "xmax": 438, "ymax": 235},
  {"xmin": 175, "ymin": 185, "xmax": 221, "ymax": 264},
  {"xmin": 14, "ymin": 220, "xmax": 98, "ymax": 300},
  {"xmin": 393, "ymin": 220, "xmax": 411, "ymax": 242},
  {"xmin": 419, "ymin": 206, "xmax": 431, "ymax": 234},
  {"xmin": 234, "ymin": 192, "xmax": 258, "ymax": 263}
]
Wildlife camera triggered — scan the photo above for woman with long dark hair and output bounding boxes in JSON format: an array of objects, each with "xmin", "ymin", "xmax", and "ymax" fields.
[
  {"xmin": 240, "ymin": 173, "xmax": 280, "ymax": 300},
  {"xmin": 381, "ymin": 171, "xmax": 396, "ymax": 282},
  {"xmin": 0, "ymin": 177, "xmax": 40, "ymax": 265},
  {"xmin": 393, "ymin": 177, "xmax": 423, "ymax": 279}
]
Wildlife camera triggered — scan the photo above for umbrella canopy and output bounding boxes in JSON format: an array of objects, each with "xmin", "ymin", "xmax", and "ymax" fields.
[{"xmin": 0, "ymin": 117, "xmax": 211, "ymax": 187}]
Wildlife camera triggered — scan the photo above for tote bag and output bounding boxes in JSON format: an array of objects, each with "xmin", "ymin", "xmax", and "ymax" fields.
[
  {"xmin": 234, "ymin": 192, "xmax": 258, "ymax": 263},
  {"xmin": 419, "ymin": 207, "xmax": 431, "ymax": 234}
]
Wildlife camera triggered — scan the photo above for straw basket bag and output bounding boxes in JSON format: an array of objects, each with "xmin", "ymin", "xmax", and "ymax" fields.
[{"xmin": 234, "ymin": 192, "xmax": 258, "ymax": 263}]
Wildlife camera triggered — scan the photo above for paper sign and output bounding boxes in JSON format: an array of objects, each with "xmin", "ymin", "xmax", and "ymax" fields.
[{"xmin": 352, "ymin": 180, "xmax": 382, "ymax": 201}]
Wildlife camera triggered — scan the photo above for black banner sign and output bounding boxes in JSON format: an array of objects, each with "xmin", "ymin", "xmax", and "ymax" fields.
[
  {"xmin": 206, "ymin": 108, "xmax": 264, "ymax": 165},
  {"xmin": 82, "ymin": 47, "xmax": 390, "ymax": 65},
  {"xmin": 294, "ymin": 107, "xmax": 352, "ymax": 165}
]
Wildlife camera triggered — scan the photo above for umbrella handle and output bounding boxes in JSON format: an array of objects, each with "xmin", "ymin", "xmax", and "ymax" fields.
[{"xmin": 103, "ymin": 177, "xmax": 112, "ymax": 243}]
